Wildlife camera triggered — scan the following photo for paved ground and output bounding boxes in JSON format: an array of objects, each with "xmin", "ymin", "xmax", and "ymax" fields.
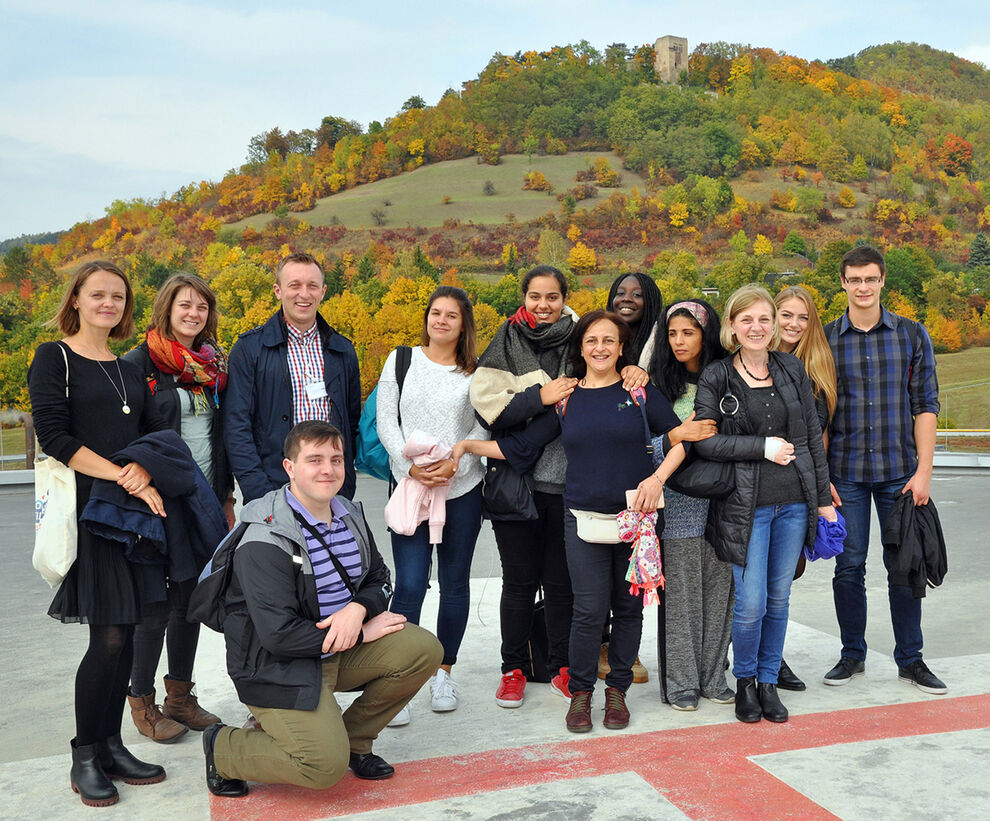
[{"xmin": 2, "ymin": 469, "xmax": 989, "ymax": 820}]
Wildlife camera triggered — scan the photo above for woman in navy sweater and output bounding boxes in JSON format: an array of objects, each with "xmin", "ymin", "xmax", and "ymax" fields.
[{"xmin": 557, "ymin": 310, "xmax": 687, "ymax": 733}]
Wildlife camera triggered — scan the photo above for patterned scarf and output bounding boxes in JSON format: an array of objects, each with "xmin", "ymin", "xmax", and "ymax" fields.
[
  {"xmin": 470, "ymin": 306, "xmax": 577, "ymax": 425},
  {"xmin": 146, "ymin": 327, "xmax": 228, "ymax": 409}
]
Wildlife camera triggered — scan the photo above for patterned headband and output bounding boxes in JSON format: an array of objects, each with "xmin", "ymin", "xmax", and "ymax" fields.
[{"xmin": 666, "ymin": 301, "xmax": 709, "ymax": 328}]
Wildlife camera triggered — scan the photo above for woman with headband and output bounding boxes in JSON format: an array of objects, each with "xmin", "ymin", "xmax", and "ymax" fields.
[{"xmin": 650, "ymin": 299, "xmax": 734, "ymax": 712}]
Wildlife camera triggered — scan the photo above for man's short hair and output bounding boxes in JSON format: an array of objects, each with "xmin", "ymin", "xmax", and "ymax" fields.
[
  {"xmin": 284, "ymin": 420, "xmax": 343, "ymax": 461},
  {"xmin": 840, "ymin": 245, "xmax": 885, "ymax": 278},
  {"xmin": 275, "ymin": 251, "xmax": 324, "ymax": 284}
]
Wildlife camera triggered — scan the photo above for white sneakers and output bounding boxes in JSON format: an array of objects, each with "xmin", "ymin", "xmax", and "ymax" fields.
[
  {"xmin": 387, "ymin": 669, "xmax": 459, "ymax": 728},
  {"xmin": 429, "ymin": 668, "xmax": 459, "ymax": 712},
  {"xmin": 387, "ymin": 705, "xmax": 410, "ymax": 727}
]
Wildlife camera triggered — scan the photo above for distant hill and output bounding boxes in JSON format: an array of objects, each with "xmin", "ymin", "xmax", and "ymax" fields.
[
  {"xmin": 828, "ymin": 42, "xmax": 990, "ymax": 103},
  {"xmin": 0, "ymin": 230, "xmax": 64, "ymax": 252}
]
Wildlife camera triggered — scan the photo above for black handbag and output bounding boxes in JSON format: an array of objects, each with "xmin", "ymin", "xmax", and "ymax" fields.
[
  {"xmin": 482, "ymin": 459, "xmax": 538, "ymax": 521},
  {"xmin": 666, "ymin": 359, "xmax": 738, "ymax": 500},
  {"xmin": 525, "ymin": 597, "xmax": 551, "ymax": 682}
]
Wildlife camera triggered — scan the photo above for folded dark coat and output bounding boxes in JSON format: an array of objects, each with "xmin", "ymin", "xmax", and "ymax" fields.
[
  {"xmin": 881, "ymin": 492, "xmax": 948, "ymax": 598},
  {"xmin": 81, "ymin": 430, "xmax": 228, "ymax": 603}
]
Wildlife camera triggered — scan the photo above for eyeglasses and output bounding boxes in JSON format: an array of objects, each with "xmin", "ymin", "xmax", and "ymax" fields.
[{"xmin": 843, "ymin": 277, "xmax": 882, "ymax": 286}]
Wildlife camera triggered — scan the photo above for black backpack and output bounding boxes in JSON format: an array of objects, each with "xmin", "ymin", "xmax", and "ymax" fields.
[{"xmin": 187, "ymin": 518, "xmax": 302, "ymax": 633}]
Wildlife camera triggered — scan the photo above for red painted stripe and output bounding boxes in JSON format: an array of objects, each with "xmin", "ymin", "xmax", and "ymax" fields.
[{"xmin": 210, "ymin": 693, "xmax": 990, "ymax": 821}]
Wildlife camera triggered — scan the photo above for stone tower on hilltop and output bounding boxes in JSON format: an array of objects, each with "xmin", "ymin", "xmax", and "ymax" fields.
[{"xmin": 654, "ymin": 35, "xmax": 688, "ymax": 84}]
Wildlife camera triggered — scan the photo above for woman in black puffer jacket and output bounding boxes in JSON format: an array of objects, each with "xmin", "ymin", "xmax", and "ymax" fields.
[{"xmin": 691, "ymin": 285, "xmax": 834, "ymax": 725}]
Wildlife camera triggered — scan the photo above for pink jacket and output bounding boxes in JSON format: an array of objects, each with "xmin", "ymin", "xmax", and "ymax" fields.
[{"xmin": 383, "ymin": 430, "xmax": 451, "ymax": 543}]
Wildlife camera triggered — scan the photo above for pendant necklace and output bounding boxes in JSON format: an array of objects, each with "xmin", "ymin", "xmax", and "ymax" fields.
[
  {"xmin": 96, "ymin": 358, "xmax": 131, "ymax": 414},
  {"xmin": 737, "ymin": 352, "xmax": 771, "ymax": 382}
]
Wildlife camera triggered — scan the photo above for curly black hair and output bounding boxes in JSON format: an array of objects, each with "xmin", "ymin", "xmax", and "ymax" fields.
[{"xmin": 606, "ymin": 272, "xmax": 663, "ymax": 365}]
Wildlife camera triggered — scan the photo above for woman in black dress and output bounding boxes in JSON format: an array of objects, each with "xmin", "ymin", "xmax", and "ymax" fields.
[{"xmin": 29, "ymin": 261, "xmax": 170, "ymax": 806}]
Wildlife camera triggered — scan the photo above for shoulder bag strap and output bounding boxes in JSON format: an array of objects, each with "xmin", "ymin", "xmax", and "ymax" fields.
[
  {"xmin": 291, "ymin": 510, "xmax": 357, "ymax": 596},
  {"xmin": 627, "ymin": 386, "xmax": 653, "ymax": 456}
]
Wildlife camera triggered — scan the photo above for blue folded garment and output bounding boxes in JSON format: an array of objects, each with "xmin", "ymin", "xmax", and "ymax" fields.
[{"xmin": 804, "ymin": 510, "xmax": 847, "ymax": 561}]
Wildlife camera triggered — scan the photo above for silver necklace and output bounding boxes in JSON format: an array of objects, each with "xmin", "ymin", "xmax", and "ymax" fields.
[{"xmin": 96, "ymin": 358, "xmax": 130, "ymax": 414}]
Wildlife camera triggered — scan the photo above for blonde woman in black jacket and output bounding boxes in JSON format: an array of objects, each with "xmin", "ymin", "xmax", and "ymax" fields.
[{"xmin": 692, "ymin": 285, "xmax": 835, "ymax": 724}]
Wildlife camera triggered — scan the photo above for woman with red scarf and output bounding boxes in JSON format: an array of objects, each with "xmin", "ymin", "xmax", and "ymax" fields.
[{"xmin": 122, "ymin": 273, "xmax": 233, "ymax": 743}]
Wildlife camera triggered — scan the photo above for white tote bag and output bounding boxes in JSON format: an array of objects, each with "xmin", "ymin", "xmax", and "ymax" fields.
[{"xmin": 32, "ymin": 342, "xmax": 77, "ymax": 588}]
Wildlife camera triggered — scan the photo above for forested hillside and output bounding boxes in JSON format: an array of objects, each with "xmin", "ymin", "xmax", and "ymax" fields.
[{"xmin": 2, "ymin": 40, "xmax": 990, "ymax": 411}]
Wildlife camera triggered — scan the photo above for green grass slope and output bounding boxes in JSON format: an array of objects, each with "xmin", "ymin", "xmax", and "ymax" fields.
[{"xmin": 228, "ymin": 152, "xmax": 643, "ymax": 231}]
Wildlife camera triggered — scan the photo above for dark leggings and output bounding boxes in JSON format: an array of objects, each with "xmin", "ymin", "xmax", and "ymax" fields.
[
  {"xmin": 130, "ymin": 607, "xmax": 201, "ymax": 696},
  {"xmin": 75, "ymin": 624, "xmax": 135, "ymax": 745}
]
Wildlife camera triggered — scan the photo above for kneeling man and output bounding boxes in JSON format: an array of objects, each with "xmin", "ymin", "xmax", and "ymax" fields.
[{"xmin": 203, "ymin": 420, "xmax": 442, "ymax": 796}]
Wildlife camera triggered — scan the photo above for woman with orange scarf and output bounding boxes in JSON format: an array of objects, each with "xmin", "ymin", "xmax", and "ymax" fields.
[{"xmin": 122, "ymin": 273, "xmax": 233, "ymax": 743}]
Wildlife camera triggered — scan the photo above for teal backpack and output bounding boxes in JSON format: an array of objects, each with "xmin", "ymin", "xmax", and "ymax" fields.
[{"xmin": 355, "ymin": 346, "xmax": 412, "ymax": 482}]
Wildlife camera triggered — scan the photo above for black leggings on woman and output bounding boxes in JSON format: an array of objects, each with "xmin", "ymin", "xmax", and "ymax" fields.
[
  {"xmin": 129, "ymin": 608, "xmax": 200, "ymax": 696},
  {"xmin": 75, "ymin": 624, "xmax": 134, "ymax": 745}
]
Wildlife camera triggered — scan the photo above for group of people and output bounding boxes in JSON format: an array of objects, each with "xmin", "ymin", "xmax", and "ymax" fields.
[{"xmin": 28, "ymin": 244, "xmax": 943, "ymax": 807}]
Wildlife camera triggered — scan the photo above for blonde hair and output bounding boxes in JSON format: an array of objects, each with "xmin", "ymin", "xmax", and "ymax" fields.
[
  {"xmin": 720, "ymin": 284, "xmax": 780, "ymax": 352},
  {"xmin": 50, "ymin": 260, "xmax": 135, "ymax": 339},
  {"xmin": 774, "ymin": 286, "xmax": 837, "ymax": 422}
]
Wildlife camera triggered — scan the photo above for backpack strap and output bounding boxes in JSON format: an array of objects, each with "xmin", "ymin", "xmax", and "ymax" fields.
[{"xmin": 394, "ymin": 345, "xmax": 412, "ymax": 427}]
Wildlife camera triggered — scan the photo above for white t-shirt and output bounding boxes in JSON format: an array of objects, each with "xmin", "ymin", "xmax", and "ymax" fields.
[{"xmin": 376, "ymin": 346, "xmax": 487, "ymax": 500}]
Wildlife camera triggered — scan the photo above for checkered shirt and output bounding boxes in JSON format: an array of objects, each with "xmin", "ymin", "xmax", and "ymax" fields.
[
  {"xmin": 286, "ymin": 320, "xmax": 330, "ymax": 425},
  {"xmin": 826, "ymin": 308, "xmax": 939, "ymax": 484}
]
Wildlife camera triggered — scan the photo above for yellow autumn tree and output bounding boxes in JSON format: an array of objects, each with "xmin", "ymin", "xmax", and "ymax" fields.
[
  {"xmin": 566, "ymin": 223, "xmax": 582, "ymax": 243},
  {"xmin": 567, "ymin": 241, "xmax": 597, "ymax": 273},
  {"xmin": 926, "ymin": 310, "xmax": 963, "ymax": 353},
  {"xmin": 668, "ymin": 202, "xmax": 689, "ymax": 228},
  {"xmin": 753, "ymin": 234, "xmax": 774, "ymax": 256},
  {"xmin": 838, "ymin": 187, "xmax": 857, "ymax": 208}
]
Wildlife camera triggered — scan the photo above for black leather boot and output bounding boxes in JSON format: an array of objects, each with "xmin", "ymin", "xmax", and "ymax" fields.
[
  {"xmin": 70, "ymin": 738, "xmax": 119, "ymax": 807},
  {"xmin": 734, "ymin": 676, "xmax": 762, "ymax": 723},
  {"xmin": 203, "ymin": 723, "xmax": 249, "ymax": 797},
  {"xmin": 777, "ymin": 658, "xmax": 806, "ymax": 691},
  {"xmin": 758, "ymin": 682, "xmax": 789, "ymax": 723},
  {"xmin": 99, "ymin": 733, "xmax": 166, "ymax": 784}
]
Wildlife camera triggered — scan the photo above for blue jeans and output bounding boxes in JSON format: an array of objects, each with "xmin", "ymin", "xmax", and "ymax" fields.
[
  {"xmin": 831, "ymin": 475, "xmax": 923, "ymax": 667},
  {"xmin": 732, "ymin": 503, "xmax": 806, "ymax": 683},
  {"xmin": 389, "ymin": 483, "xmax": 483, "ymax": 666}
]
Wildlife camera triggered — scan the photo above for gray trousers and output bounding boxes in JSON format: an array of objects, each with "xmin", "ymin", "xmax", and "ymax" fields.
[{"xmin": 657, "ymin": 536, "xmax": 734, "ymax": 702}]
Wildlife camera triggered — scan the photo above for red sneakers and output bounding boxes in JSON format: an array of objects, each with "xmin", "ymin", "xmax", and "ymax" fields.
[
  {"xmin": 495, "ymin": 669, "xmax": 527, "ymax": 708},
  {"xmin": 550, "ymin": 667, "xmax": 571, "ymax": 699}
]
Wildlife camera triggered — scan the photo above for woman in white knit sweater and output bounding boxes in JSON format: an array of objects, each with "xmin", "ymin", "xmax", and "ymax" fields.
[{"xmin": 377, "ymin": 286, "xmax": 488, "ymax": 719}]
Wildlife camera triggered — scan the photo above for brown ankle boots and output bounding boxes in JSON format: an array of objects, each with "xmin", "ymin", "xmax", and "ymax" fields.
[
  {"xmin": 162, "ymin": 678, "xmax": 220, "ymax": 731},
  {"xmin": 128, "ymin": 691, "xmax": 188, "ymax": 743}
]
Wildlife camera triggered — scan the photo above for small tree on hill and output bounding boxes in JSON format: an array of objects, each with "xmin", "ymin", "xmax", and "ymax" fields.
[
  {"xmin": 782, "ymin": 231, "xmax": 807, "ymax": 258},
  {"xmin": 968, "ymin": 234, "xmax": 990, "ymax": 269}
]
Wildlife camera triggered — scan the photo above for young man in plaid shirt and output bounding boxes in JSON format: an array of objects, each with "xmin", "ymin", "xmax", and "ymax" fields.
[{"xmin": 822, "ymin": 245, "xmax": 945, "ymax": 694}]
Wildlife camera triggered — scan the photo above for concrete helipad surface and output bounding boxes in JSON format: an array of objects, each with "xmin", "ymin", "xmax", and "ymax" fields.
[{"xmin": 2, "ymin": 469, "xmax": 989, "ymax": 820}]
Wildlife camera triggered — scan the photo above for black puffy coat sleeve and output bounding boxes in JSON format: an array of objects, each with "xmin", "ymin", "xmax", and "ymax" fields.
[{"xmin": 691, "ymin": 359, "xmax": 765, "ymax": 462}]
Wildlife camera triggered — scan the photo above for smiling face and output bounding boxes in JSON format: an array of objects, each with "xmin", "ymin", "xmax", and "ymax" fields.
[
  {"xmin": 274, "ymin": 260, "xmax": 327, "ymax": 331},
  {"xmin": 168, "ymin": 286, "xmax": 210, "ymax": 348},
  {"xmin": 284, "ymin": 435, "xmax": 346, "ymax": 512},
  {"xmin": 524, "ymin": 275, "xmax": 566, "ymax": 325},
  {"xmin": 426, "ymin": 296, "xmax": 463, "ymax": 347},
  {"xmin": 730, "ymin": 300, "xmax": 775, "ymax": 354},
  {"xmin": 776, "ymin": 297, "xmax": 810, "ymax": 353},
  {"xmin": 611, "ymin": 276, "xmax": 645, "ymax": 326},
  {"xmin": 580, "ymin": 318, "xmax": 623, "ymax": 378},
  {"xmin": 841, "ymin": 262, "xmax": 885, "ymax": 313},
  {"xmin": 667, "ymin": 315, "xmax": 704, "ymax": 372},
  {"xmin": 73, "ymin": 270, "xmax": 128, "ymax": 335}
]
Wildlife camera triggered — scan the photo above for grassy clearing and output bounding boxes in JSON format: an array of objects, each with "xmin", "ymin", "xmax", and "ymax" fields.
[
  {"xmin": 934, "ymin": 346, "xmax": 990, "ymax": 430},
  {"xmin": 1, "ymin": 426, "xmax": 28, "ymax": 470},
  {"xmin": 228, "ymin": 152, "xmax": 644, "ymax": 231}
]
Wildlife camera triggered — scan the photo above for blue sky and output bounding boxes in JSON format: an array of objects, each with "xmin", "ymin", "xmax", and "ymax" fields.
[{"xmin": 1, "ymin": 0, "xmax": 987, "ymax": 240}]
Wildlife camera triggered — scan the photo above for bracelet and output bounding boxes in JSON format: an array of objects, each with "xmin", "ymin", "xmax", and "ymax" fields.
[{"xmin": 650, "ymin": 473, "xmax": 664, "ymax": 484}]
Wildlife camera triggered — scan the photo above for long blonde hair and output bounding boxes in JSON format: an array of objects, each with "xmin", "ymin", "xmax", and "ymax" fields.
[{"xmin": 774, "ymin": 286, "xmax": 837, "ymax": 422}]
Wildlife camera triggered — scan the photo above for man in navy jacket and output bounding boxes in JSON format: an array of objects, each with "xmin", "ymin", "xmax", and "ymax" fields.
[{"xmin": 225, "ymin": 252, "xmax": 361, "ymax": 502}]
